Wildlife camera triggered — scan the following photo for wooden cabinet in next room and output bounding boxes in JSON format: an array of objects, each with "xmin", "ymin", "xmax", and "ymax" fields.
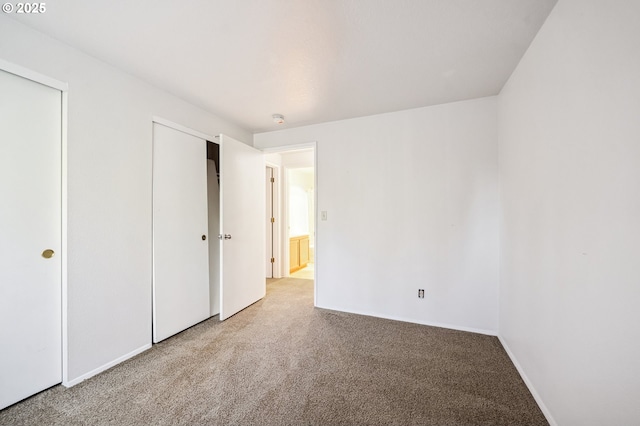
[{"xmin": 290, "ymin": 235, "xmax": 309, "ymax": 273}]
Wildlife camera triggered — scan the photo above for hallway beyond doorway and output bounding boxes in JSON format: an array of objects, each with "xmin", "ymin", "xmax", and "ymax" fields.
[{"xmin": 290, "ymin": 261, "xmax": 314, "ymax": 280}]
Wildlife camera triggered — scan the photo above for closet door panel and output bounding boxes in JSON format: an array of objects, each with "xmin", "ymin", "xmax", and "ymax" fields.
[
  {"xmin": 152, "ymin": 123, "xmax": 209, "ymax": 343},
  {"xmin": 0, "ymin": 69, "xmax": 62, "ymax": 409}
]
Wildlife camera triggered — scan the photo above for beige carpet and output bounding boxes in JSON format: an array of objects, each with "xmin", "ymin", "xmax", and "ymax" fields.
[{"xmin": 0, "ymin": 278, "xmax": 547, "ymax": 425}]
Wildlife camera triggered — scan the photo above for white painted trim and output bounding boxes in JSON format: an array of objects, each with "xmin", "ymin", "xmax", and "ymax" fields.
[
  {"xmin": 498, "ymin": 336, "xmax": 557, "ymax": 426},
  {"xmin": 0, "ymin": 59, "xmax": 68, "ymax": 91},
  {"xmin": 317, "ymin": 305, "xmax": 498, "ymax": 336},
  {"xmin": 151, "ymin": 120, "xmax": 157, "ymax": 341},
  {"xmin": 60, "ymin": 91, "xmax": 69, "ymax": 386},
  {"xmin": 312, "ymin": 143, "xmax": 318, "ymax": 306},
  {"xmin": 152, "ymin": 116, "xmax": 217, "ymax": 143},
  {"xmin": 261, "ymin": 142, "xmax": 316, "ymax": 153},
  {"xmin": 62, "ymin": 343, "xmax": 152, "ymax": 388}
]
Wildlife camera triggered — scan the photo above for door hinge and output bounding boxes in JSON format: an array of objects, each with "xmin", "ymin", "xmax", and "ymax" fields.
[
  {"xmin": 270, "ymin": 177, "xmax": 275, "ymax": 183},
  {"xmin": 270, "ymin": 257, "xmax": 275, "ymax": 263},
  {"xmin": 270, "ymin": 217, "xmax": 275, "ymax": 223}
]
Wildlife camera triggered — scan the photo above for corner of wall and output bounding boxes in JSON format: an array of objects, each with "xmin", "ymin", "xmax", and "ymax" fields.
[{"xmin": 497, "ymin": 336, "xmax": 557, "ymax": 425}]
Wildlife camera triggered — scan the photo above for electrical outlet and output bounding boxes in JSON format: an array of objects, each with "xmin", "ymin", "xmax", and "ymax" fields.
[
  {"xmin": 418, "ymin": 289, "xmax": 425, "ymax": 298},
  {"xmin": 321, "ymin": 211, "xmax": 328, "ymax": 221}
]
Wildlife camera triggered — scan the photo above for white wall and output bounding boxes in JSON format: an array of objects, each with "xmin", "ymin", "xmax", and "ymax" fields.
[
  {"xmin": 497, "ymin": 0, "xmax": 640, "ymax": 424},
  {"xmin": 0, "ymin": 16, "xmax": 251, "ymax": 384},
  {"xmin": 281, "ymin": 152, "xmax": 315, "ymax": 248},
  {"xmin": 288, "ymin": 168, "xmax": 315, "ymax": 246},
  {"xmin": 255, "ymin": 97, "xmax": 499, "ymax": 334}
]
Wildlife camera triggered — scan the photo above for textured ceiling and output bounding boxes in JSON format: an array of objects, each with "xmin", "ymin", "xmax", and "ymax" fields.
[{"xmin": 10, "ymin": 0, "xmax": 557, "ymax": 133}]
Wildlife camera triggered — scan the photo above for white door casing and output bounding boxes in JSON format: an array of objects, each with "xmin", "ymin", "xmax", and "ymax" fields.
[
  {"xmin": 152, "ymin": 123, "xmax": 210, "ymax": 343},
  {"xmin": 219, "ymin": 134, "xmax": 265, "ymax": 320},
  {"xmin": 0, "ymin": 69, "xmax": 62, "ymax": 409}
]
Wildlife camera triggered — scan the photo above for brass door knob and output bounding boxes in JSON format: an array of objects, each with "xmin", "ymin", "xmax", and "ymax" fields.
[{"xmin": 42, "ymin": 249, "xmax": 55, "ymax": 259}]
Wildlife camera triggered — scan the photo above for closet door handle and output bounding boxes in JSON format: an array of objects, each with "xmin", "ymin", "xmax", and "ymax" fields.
[{"xmin": 224, "ymin": 234, "xmax": 232, "ymax": 240}]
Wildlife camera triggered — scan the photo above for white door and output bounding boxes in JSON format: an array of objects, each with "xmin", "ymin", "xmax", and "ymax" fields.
[
  {"xmin": 0, "ymin": 70, "xmax": 62, "ymax": 409},
  {"xmin": 152, "ymin": 123, "xmax": 210, "ymax": 343},
  {"xmin": 219, "ymin": 135, "xmax": 265, "ymax": 320},
  {"xmin": 266, "ymin": 166, "xmax": 273, "ymax": 278}
]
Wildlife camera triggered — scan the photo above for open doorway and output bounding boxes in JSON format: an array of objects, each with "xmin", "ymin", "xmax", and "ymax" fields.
[
  {"xmin": 288, "ymin": 167, "xmax": 314, "ymax": 279},
  {"xmin": 264, "ymin": 147, "xmax": 316, "ymax": 285}
]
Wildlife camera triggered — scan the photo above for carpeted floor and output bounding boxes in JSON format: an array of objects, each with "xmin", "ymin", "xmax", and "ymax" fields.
[{"xmin": 0, "ymin": 278, "xmax": 547, "ymax": 425}]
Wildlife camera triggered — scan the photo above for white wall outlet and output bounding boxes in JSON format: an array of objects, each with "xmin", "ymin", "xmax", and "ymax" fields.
[{"xmin": 321, "ymin": 211, "xmax": 328, "ymax": 221}]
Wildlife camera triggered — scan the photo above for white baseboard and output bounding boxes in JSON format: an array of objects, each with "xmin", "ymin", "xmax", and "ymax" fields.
[
  {"xmin": 315, "ymin": 305, "xmax": 497, "ymax": 336},
  {"xmin": 63, "ymin": 343, "xmax": 152, "ymax": 388},
  {"xmin": 498, "ymin": 336, "xmax": 557, "ymax": 426}
]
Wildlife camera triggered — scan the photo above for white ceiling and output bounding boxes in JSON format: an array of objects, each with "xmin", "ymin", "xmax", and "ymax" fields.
[{"xmin": 11, "ymin": 0, "xmax": 557, "ymax": 133}]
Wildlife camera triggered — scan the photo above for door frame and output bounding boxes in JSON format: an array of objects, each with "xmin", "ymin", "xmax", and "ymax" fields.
[
  {"xmin": 152, "ymin": 116, "xmax": 216, "ymax": 143},
  {"xmin": 261, "ymin": 142, "xmax": 317, "ymax": 304},
  {"xmin": 0, "ymin": 59, "xmax": 70, "ymax": 385}
]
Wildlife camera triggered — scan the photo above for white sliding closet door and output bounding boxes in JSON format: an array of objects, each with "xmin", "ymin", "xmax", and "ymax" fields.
[
  {"xmin": 152, "ymin": 123, "xmax": 209, "ymax": 343},
  {"xmin": 0, "ymin": 69, "xmax": 62, "ymax": 409},
  {"xmin": 219, "ymin": 134, "xmax": 265, "ymax": 320}
]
